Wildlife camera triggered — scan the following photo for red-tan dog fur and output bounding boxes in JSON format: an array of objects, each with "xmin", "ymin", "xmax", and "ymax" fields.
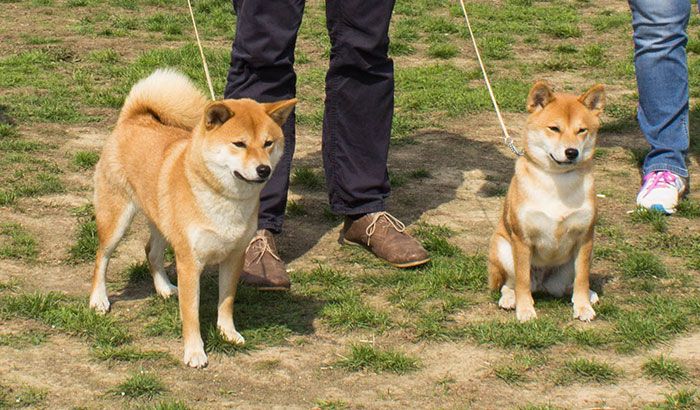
[
  {"xmin": 88, "ymin": 69, "xmax": 296, "ymax": 368},
  {"xmin": 488, "ymin": 81, "xmax": 605, "ymax": 323}
]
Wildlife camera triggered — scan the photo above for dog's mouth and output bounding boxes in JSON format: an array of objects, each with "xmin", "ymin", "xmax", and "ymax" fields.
[
  {"xmin": 549, "ymin": 153, "xmax": 574, "ymax": 166},
  {"xmin": 233, "ymin": 171, "xmax": 266, "ymax": 184}
]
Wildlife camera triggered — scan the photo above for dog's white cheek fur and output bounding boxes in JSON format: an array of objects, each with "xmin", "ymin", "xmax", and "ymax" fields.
[{"xmin": 526, "ymin": 130, "xmax": 553, "ymax": 168}]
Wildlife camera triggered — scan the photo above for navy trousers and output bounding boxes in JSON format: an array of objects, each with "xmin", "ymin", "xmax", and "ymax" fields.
[{"xmin": 224, "ymin": 0, "xmax": 396, "ymax": 234}]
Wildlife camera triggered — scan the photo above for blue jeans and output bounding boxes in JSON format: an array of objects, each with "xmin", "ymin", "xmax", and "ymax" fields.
[{"xmin": 629, "ymin": 0, "xmax": 691, "ymax": 179}]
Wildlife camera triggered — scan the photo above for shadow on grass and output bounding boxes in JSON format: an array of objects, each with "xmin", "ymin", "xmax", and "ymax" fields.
[
  {"xmin": 115, "ymin": 264, "xmax": 324, "ymax": 355},
  {"xmin": 278, "ymin": 130, "xmax": 515, "ymax": 262}
]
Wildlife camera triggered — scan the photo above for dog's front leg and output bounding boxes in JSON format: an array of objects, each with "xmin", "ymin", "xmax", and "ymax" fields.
[
  {"xmin": 176, "ymin": 254, "xmax": 207, "ymax": 368},
  {"xmin": 572, "ymin": 229, "xmax": 596, "ymax": 322},
  {"xmin": 217, "ymin": 249, "xmax": 245, "ymax": 345},
  {"xmin": 513, "ymin": 237, "xmax": 536, "ymax": 322}
]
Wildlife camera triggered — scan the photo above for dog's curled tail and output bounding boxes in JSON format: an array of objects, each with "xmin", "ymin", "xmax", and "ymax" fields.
[{"xmin": 118, "ymin": 68, "xmax": 209, "ymax": 130}]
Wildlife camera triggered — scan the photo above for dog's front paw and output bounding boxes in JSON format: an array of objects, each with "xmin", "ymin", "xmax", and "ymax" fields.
[
  {"xmin": 573, "ymin": 303, "xmax": 596, "ymax": 322},
  {"xmin": 183, "ymin": 348, "xmax": 208, "ymax": 369},
  {"xmin": 516, "ymin": 304, "xmax": 537, "ymax": 323},
  {"xmin": 89, "ymin": 293, "xmax": 110, "ymax": 314},
  {"xmin": 498, "ymin": 286, "xmax": 516, "ymax": 310},
  {"xmin": 219, "ymin": 326, "xmax": 245, "ymax": 345}
]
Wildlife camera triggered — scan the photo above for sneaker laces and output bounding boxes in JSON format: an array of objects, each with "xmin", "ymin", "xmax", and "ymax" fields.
[
  {"xmin": 365, "ymin": 212, "xmax": 406, "ymax": 246},
  {"xmin": 640, "ymin": 171, "xmax": 679, "ymax": 198},
  {"xmin": 245, "ymin": 233, "xmax": 281, "ymax": 265}
]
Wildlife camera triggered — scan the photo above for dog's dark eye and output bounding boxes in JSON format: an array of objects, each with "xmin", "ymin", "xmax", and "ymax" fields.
[
  {"xmin": 577, "ymin": 128, "xmax": 588, "ymax": 134},
  {"xmin": 548, "ymin": 126, "xmax": 560, "ymax": 133},
  {"xmin": 264, "ymin": 141, "xmax": 273, "ymax": 148},
  {"xmin": 233, "ymin": 141, "xmax": 246, "ymax": 148}
]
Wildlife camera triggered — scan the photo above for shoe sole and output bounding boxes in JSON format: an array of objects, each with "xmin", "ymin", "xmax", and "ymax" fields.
[
  {"xmin": 255, "ymin": 286, "xmax": 290, "ymax": 292},
  {"xmin": 650, "ymin": 204, "xmax": 673, "ymax": 215},
  {"xmin": 390, "ymin": 258, "xmax": 431, "ymax": 269},
  {"xmin": 343, "ymin": 241, "xmax": 431, "ymax": 269}
]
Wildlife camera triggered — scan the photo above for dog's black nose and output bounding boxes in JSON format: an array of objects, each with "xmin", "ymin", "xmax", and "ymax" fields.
[
  {"xmin": 565, "ymin": 148, "xmax": 579, "ymax": 160},
  {"xmin": 256, "ymin": 165, "xmax": 271, "ymax": 179}
]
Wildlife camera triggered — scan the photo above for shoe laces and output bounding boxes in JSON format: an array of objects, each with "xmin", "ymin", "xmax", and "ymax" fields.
[
  {"xmin": 245, "ymin": 232, "xmax": 281, "ymax": 264},
  {"xmin": 640, "ymin": 171, "xmax": 679, "ymax": 198},
  {"xmin": 365, "ymin": 212, "xmax": 406, "ymax": 246}
]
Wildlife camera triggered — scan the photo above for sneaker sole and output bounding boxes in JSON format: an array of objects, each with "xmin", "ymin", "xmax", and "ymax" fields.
[{"xmin": 650, "ymin": 204, "xmax": 673, "ymax": 215}]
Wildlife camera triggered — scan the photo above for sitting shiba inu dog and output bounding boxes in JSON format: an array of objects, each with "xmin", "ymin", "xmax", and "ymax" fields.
[
  {"xmin": 488, "ymin": 81, "xmax": 605, "ymax": 323},
  {"xmin": 88, "ymin": 69, "xmax": 296, "ymax": 367}
]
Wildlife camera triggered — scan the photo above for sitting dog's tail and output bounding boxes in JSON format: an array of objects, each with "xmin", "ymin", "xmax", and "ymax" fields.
[{"xmin": 118, "ymin": 68, "xmax": 209, "ymax": 131}]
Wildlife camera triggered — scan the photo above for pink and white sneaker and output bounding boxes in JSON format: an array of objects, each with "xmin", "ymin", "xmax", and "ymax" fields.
[{"xmin": 636, "ymin": 170, "xmax": 686, "ymax": 214}]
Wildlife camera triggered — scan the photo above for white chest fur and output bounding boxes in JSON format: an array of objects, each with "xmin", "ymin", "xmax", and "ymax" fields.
[
  {"xmin": 517, "ymin": 167, "xmax": 595, "ymax": 267},
  {"xmin": 187, "ymin": 188, "xmax": 258, "ymax": 265}
]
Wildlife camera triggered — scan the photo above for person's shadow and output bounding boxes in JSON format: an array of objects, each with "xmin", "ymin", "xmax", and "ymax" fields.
[{"xmin": 277, "ymin": 128, "xmax": 515, "ymax": 262}]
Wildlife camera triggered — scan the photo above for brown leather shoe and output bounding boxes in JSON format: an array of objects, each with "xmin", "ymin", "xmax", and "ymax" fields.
[
  {"xmin": 240, "ymin": 230, "xmax": 290, "ymax": 291},
  {"xmin": 340, "ymin": 212, "xmax": 430, "ymax": 268}
]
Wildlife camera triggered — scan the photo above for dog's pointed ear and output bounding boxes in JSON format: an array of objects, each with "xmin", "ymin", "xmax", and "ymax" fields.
[
  {"xmin": 205, "ymin": 102, "xmax": 233, "ymax": 130},
  {"xmin": 579, "ymin": 84, "xmax": 606, "ymax": 116},
  {"xmin": 527, "ymin": 81, "xmax": 555, "ymax": 113},
  {"xmin": 264, "ymin": 98, "xmax": 298, "ymax": 127}
]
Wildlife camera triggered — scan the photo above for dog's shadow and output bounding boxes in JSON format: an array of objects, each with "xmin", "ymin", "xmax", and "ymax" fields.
[{"xmin": 114, "ymin": 263, "xmax": 323, "ymax": 340}]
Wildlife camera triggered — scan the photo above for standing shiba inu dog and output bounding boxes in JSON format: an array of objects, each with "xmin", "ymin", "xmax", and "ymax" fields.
[
  {"xmin": 488, "ymin": 81, "xmax": 605, "ymax": 323},
  {"xmin": 88, "ymin": 69, "xmax": 296, "ymax": 368}
]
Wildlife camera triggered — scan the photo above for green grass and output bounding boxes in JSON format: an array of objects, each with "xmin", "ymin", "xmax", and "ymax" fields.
[
  {"xmin": 143, "ymin": 296, "xmax": 181, "ymax": 338},
  {"xmin": 0, "ymin": 385, "xmax": 47, "ymax": 408},
  {"xmin": 645, "ymin": 390, "xmax": 698, "ymax": 410},
  {"xmin": 555, "ymin": 358, "xmax": 621, "ymax": 385},
  {"xmin": 620, "ymin": 249, "xmax": 667, "ymax": 278},
  {"xmin": 92, "ymin": 346, "xmax": 174, "ymax": 363},
  {"xmin": 295, "ymin": 266, "xmax": 391, "ymax": 331},
  {"xmin": 124, "ymin": 261, "xmax": 151, "ymax": 282},
  {"xmin": 112, "ymin": 371, "xmax": 167, "ymax": 400},
  {"xmin": 631, "ymin": 207, "xmax": 668, "ymax": 233},
  {"xmin": 0, "ymin": 330, "xmax": 48, "ymax": 348},
  {"xmin": 464, "ymin": 318, "xmax": 565, "ymax": 349},
  {"xmin": 494, "ymin": 364, "xmax": 527, "ymax": 385},
  {"xmin": 1, "ymin": 291, "xmax": 131, "ymax": 348},
  {"xmin": 72, "ymin": 150, "xmax": 99, "ymax": 170},
  {"xmin": 314, "ymin": 399, "xmax": 349, "ymax": 410},
  {"xmin": 291, "ymin": 166, "xmax": 324, "ymax": 190},
  {"xmin": 676, "ymin": 199, "xmax": 700, "ymax": 218},
  {"xmin": 642, "ymin": 356, "xmax": 689, "ymax": 383},
  {"xmin": 0, "ymin": 123, "xmax": 19, "ymax": 138},
  {"xmin": 286, "ymin": 200, "xmax": 307, "ymax": 217},
  {"xmin": 0, "ymin": 166, "xmax": 64, "ymax": 206},
  {"xmin": 613, "ymin": 296, "xmax": 695, "ymax": 353},
  {"xmin": 0, "ymin": 222, "xmax": 38, "ymax": 260},
  {"xmin": 337, "ymin": 344, "xmax": 420, "ymax": 374},
  {"xmin": 69, "ymin": 219, "xmax": 98, "ymax": 263},
  {"xmin": 427, "ymin": 43, "xmax": 459, "ymax": 59}
]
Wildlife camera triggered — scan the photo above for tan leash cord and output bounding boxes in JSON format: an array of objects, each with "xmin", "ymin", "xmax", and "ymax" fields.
[
  {"xmin": 186, "ymin": 0, "xmax": 216, "ymax": 100},
  {"xmin": 457, "ymin": 0, "xmax": 524, "ymax": 157}
]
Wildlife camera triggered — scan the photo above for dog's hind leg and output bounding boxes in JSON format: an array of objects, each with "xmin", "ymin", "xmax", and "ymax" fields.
[
  {"xmin": 145, "ymin": 224, "xmax": 177, "ymax": 298},
  {"xmin": 89, "ymin": 188, "xmax": 137, "ymax": 314}
]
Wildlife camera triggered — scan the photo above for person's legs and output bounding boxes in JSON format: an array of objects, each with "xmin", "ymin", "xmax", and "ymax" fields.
[
  {"xmin": 224, "ymin": 0, "xmax": 304, "ymax": 289},
  {"xmin": 225, "ymin": 0, "xmax": 304, "ymax": 234},
  {"xmin": 323, "ymin": 0, "xmax": 394, "ymax": 216},
  {"xmin": 323, "ymin": 0, "xmax": 429, "ymax": 267},
  {"xmin": 629, "ymin": 0, "xmax": 690, "ymax": 212}
]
